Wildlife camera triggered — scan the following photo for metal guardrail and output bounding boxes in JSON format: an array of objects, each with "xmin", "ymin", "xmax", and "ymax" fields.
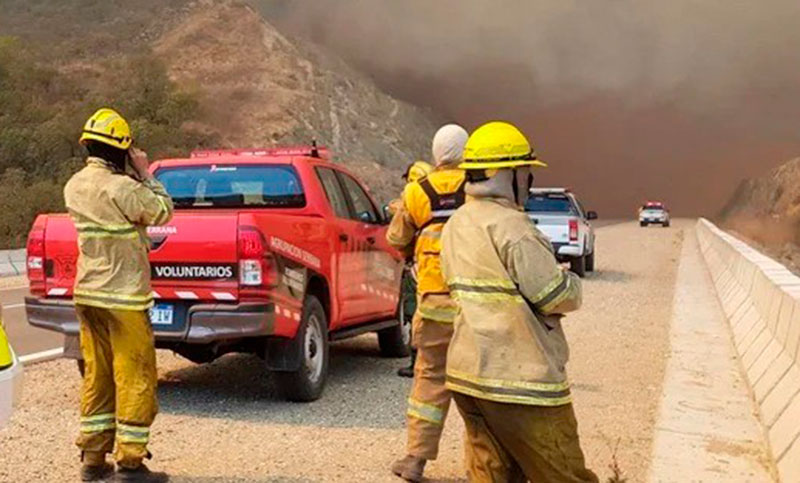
[{"xmin": 0, "ymin": 249, "xmax": 26, "ymax": 277}]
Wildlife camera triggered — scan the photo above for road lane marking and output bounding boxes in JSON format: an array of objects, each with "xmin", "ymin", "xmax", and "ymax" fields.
[
  {"xmin": 3, "ymin": 303, "xmax": 24, "ymax": 309},
  {"xmin": 19, "ymin": 347, "xmax": 64, "ymax": 365}
]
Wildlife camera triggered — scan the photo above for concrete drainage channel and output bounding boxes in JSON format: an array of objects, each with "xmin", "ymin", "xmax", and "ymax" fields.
[{"xmin": 697, "ymin": 218, "xmax": 800, "ymax": 482}]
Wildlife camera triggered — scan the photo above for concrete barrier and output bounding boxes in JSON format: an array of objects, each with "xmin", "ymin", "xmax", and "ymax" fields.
[
  {"xmin": 0, "ymin": 248, "xmax": 26, "ymax": 277},
  {"xmin": 697, "ymin": 218, "xmax": 800, "ymax": 482}
]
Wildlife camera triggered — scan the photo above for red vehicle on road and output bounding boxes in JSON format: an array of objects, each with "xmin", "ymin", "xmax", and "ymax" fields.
[{"xmin": 25, "ymin": 146, "xmax": 409, "ymax": 401}]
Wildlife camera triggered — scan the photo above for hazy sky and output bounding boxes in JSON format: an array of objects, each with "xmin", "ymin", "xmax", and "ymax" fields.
[{"xmin": 265, "ymin": 0, "xmax": 800, "ymax": 215}]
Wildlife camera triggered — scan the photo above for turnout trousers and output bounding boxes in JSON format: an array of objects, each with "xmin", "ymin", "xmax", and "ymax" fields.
[
  {"xmin": 452, "ymin": 393, "xmax": 598, "ymax": 483},
  {"xmin": 75, "ymin": 304, "xmax": 158, "ymax": 469},
  {"xmin": 406, "ymin": 310, "xmax": 454, "ymax": 459}
]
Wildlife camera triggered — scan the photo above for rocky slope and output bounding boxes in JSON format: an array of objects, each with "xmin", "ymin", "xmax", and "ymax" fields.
[
  {"xmin": 154, "ymin": 1, "xmax": 439, "ymax": 200},
  {"xmin": 719, "ymin": 157, "xmax": 800, "ymax": 272}
]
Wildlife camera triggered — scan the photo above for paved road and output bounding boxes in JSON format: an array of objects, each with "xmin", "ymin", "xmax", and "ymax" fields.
[
  {"xmin": 6, "ymin": 219, "xmax": 768, "ymax": 482},
  {"xmin": 2, "ymin": 285, "xmax": 64, "ymax": 357},
  {"xmin": 0, "ymin": 220, "xmax": 692, "ymax": 482}
]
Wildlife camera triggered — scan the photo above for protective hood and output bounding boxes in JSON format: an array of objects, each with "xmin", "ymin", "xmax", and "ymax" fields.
[
  {"xmin": 432, "ymin": 124, "xmax": 468, "ymax": 167},
  {"xmin": 465, "ymin": 167, "xmax": 534, "ymax": 206}
]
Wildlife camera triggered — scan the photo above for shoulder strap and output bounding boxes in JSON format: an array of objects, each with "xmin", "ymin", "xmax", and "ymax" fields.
[{"xmin": 418, "ymin": 177, "xmax": 467, "ymax": 230}]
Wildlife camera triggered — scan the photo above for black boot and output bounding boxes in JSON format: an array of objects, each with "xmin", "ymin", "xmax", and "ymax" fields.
[
  {"xmin": 397, "ymin": 349, "xmax": 417, "ymax": 378},
  {"xmin": 81, "ymin": 462, "xmax": 114, "ymax": 482},
  {"xmin": 115, "ymin": 464, "xmax": 169, "ymax": 482}
]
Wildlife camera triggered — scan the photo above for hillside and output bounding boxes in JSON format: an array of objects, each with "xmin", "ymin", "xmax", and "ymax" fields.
[
  {"xmin": 153, "ymin": 1, "xmax": 438, "ymax": 196},
  {"xmin": 719, "ymin": 157, "xmax": 800, "ymax": 273},
  {"xmin": 0, "ymin": 0, "xmax": 439, "ymax": 247}
]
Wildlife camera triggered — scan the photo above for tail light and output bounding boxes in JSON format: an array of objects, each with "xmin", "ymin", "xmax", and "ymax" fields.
[
  {"xmin": 238, "ymin": 226, "xmax": 277, "ymax": 288},
  {"xmin": 27, "ymin": 226, "xmax": 46, "ymax": 294},
  {"xmin": 569, "ymin": 219, "xmax": 579, "ymax": 242}
]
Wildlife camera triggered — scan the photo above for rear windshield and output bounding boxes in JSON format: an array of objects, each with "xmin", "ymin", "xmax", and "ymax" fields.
[
  {"xmin": 155, "ymin": 165, "xmax": 305, "ymax": 208},
  {"xmin": 525, "ymin": 194, "xmax": 577, "ymax": 214}
]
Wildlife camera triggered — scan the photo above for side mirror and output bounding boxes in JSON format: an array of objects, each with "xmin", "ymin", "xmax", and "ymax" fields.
[
  {"xmin": 359, "ymin": 211, "xmax": 375, "ymax": 224},
  {"xmin": 382, "ymin": 204, "xmax": 392, "ymax": 222},
  {"xmin": 586, "ymin": 211, "xmax": 598, "ymax": 220}
]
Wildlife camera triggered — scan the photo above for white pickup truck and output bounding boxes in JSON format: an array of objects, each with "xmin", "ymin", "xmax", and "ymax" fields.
[{"xmin": 525, "ymin": 188, "xmax": 597, "ymax": 277}]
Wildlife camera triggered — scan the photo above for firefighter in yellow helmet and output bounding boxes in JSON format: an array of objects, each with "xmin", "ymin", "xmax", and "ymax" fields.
[
  {"xmin": 390, "ymin": 160, "xmax": 434, "ymax": 379},
  {"xmin": 387, "ymin": 124, "xmax": 468, "ymax": 481},
  {"xmin": 440, "ymin": 121, "xmax": 598, "ymax": 482},
  {"xmin": 387, "ymin": 161, "xmax": 434, "ymax": 219},
  {"xmin": 404, "ymin": 161, "xmax": 434, "ymax": 183},
  {"xmin": 65, "ymin": 108, "xmax": 173, "ymax": 482}
]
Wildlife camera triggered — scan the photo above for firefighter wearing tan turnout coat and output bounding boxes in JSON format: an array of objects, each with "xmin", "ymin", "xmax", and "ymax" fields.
[
  {"xmin": 387, "ymin": 124, "xmax": 469, "ymax": 481},
  {"xmin": 441, "ymin": 121, "xmax": 597, "ymax": 482},
  {"xmin": 64, "ymin": 108, "xmax": 173, "ymax": 482}
]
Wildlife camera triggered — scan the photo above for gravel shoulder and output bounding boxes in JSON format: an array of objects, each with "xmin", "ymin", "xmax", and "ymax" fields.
[{"xmin": 0, "ymin": 221, "xmax": 687, "ymax": 482}]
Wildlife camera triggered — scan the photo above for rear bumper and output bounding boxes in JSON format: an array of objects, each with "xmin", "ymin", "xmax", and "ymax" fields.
[
  {"xmin": 639, "ymin": 216, "xmax": 667, "ymax": 223},
  {"xmin": 26, "ymin": 296, "xmax": 285, "ymax": 348},
  {"xmin": 551, "ymin": 242, "xmax": 584, "ymax": 259}
]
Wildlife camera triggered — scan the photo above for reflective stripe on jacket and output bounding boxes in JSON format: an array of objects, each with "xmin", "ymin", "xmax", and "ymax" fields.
[
  {"xmin": 386, "ymin": 167, "xmax": 466, "ymax": 322},
  {"xmin": 64, "ymin": 158, "xmax": 174, "ymax": 311},
  {"xmin": 440, "ymin": 197, "xmax": 582, "ymax": 406}
]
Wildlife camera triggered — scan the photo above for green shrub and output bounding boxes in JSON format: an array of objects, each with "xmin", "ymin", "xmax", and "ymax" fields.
[{"xmin": 0, "ymin": 38, "xmax": 214, "ymax": 247}]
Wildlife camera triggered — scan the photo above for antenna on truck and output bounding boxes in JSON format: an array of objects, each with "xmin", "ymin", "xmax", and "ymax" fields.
[{"xmin": 310, "ymin": 139, "xmax": 320, "ymax": 158}]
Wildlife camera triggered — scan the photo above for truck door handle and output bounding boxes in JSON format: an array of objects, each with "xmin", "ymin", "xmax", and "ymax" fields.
[
  {"xmin": 366, "ymin": 236, "xmax": 376, "ymax": 245},
  {"xmin": 339, "ymin": 234, "xmax": 349, "ymax": 242}
]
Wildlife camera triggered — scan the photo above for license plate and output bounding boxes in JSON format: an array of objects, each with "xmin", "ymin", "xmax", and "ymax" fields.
[{"xmin": 149, "ymin": 304, "xmax": 174, "ymax": 326}]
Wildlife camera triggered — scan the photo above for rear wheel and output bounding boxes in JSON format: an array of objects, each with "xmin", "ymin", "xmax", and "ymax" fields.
[
  {"xmin": 640, "ymin": 221, "xmax": 647, "ymax": 227},
  {"xmin": 663, "ymin": 221, "xmax": 670, "ymax": 227},
  {"xmin": 378, "ymin": 271, "xmax": 414, "ymax": 358},
  {"xmin": 273, "ymin": 296, "xmax": 329, "ymax": 402},
  {"xmin": 585, "ymin": 250, "xmax": 595, "ymax": 272},
  {"xmin": 570, "ymin": 256, "xmax": 586, "ymax": 278}
]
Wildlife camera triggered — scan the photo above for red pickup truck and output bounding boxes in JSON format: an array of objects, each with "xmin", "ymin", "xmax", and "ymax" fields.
[{"xmin": 25, "ymin": 146, "xmax": 409, "ymax": 401}]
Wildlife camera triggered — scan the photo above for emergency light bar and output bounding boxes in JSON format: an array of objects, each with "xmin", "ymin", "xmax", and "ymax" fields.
[{"xmin": 190, "ymin": 145, "xmax": 331, "ymax": 160}]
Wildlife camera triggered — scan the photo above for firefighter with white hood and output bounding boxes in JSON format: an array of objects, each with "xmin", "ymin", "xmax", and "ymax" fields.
[{"xmin": 387, "ymin": 124, "xmax": 468, "ymax": 481}]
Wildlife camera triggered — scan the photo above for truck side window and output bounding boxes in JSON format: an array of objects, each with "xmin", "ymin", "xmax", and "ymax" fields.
[
  {"xmin": 316, "ymin": 167, "xmax": 350, "ymax": 219},
  {"xmin": 574, "ymin": 198, "xmax": 586, "ymax": 218},
  {"xmin": 338, "ymin": 173, "xmax": 379, "ymax": 224}
]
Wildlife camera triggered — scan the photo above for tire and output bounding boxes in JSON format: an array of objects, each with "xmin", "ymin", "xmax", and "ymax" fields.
[
  {"xmin": 273, "ymin": 296, "xmax": 329, "ymax": 402},
  {"xmin": 663, "ymin": 221, "xmax": 670, "ymax": 227},
  {"xmin": 570, "ymin": 256, "xmax": 586, "ymax": 278},
  {"xmin": 640, "ymin": 221, "xmax": 646, "ymax": 227},
  {"xmin": 585, "ymin": 250, "xmax": 595, "ymax": 272},
  {"xmin": 378, "ymin": 270, "xmax": 414, "ymax": 358},
  {"xmin": 77, "ymin": 359, "xmax": 85, "ymax": 377}
]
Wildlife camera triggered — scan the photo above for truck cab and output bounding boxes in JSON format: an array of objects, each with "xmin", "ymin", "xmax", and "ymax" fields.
[{"xmin": 25, "ymin": 146, "xmax": 409, "ymax": 401}]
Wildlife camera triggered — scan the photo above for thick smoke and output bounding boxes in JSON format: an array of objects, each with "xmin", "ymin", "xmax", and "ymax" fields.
[{"xmin": 261, "ymin": 0, "xmax": 800, "ymax": 216}]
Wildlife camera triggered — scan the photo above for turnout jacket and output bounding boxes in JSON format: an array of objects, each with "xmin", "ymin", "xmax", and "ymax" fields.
[
  {"xmin": 440, "ymin": 197, "xmax": 582, "ymax": 406},
  {"xmin": 64, "ymin": 157, "xmax": 173, "ymax": 311},
  {"xmin": 386, "ymin": 167, "xmax": 466, "ymax": 322}
]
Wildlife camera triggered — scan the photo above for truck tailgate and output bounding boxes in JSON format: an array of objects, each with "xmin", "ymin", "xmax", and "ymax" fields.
[
  {"xmin": 149, "ymin": 212, "xmax": 239, "ymax": 301},
  {"xmin": 527, "ymin": 213, "xmax": 572, "ymax": 244},
  {"xmin": 39, "ymin": 213, "xmax": 241, "ymax": 301}
]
